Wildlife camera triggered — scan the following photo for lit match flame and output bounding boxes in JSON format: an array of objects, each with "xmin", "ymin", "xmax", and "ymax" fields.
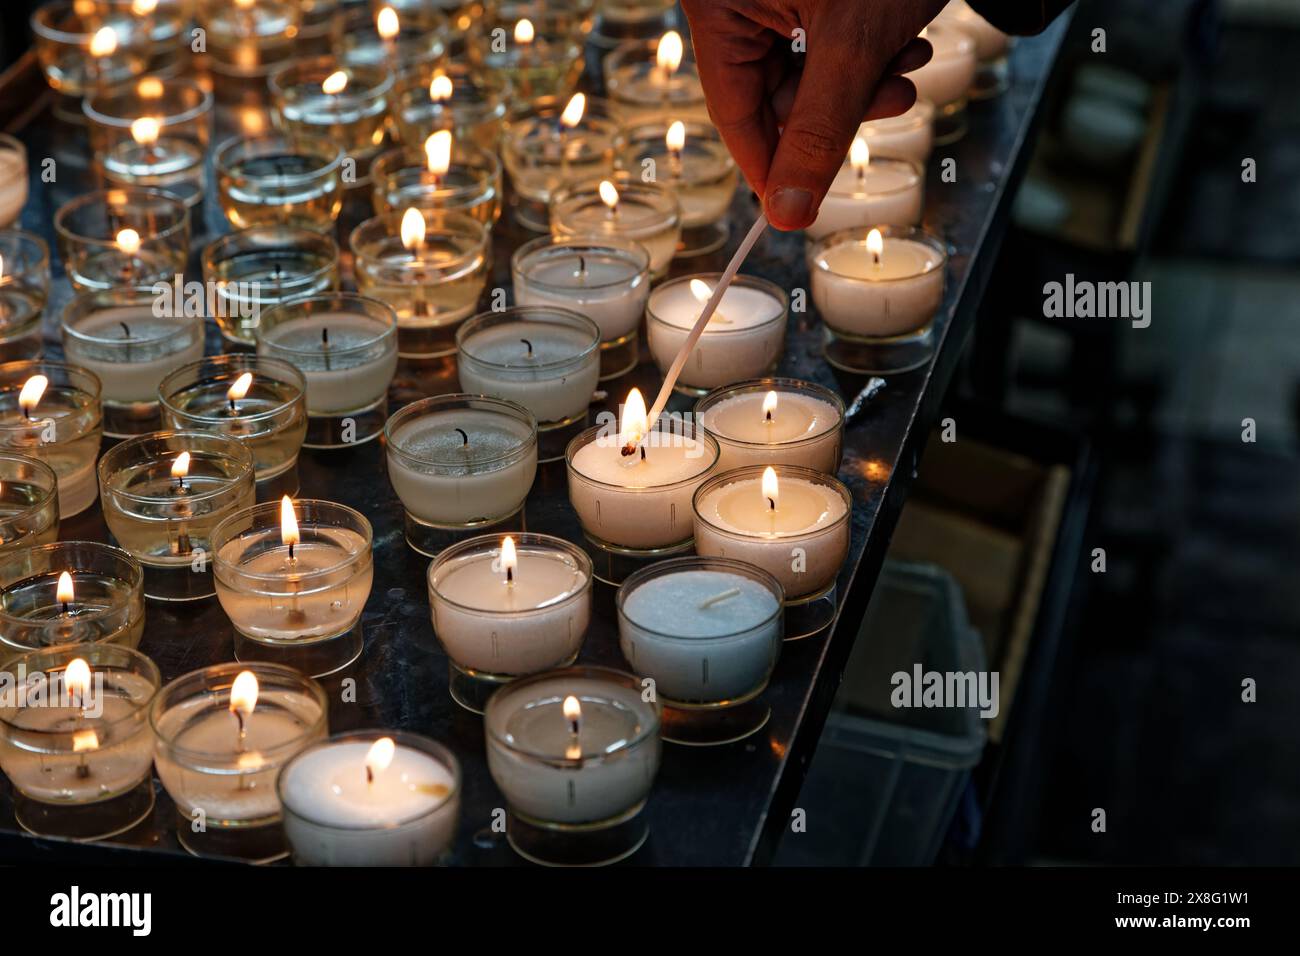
[
  {"xmin": 115, "ymin": 228, "xmax": 141, "ymax": 256},
  {"xmin": 365, "ymin": 736, "xmax": 396, "ymax": 784},
  {"xmin": 400, "ymin": 207, "xmax": 425, "ymax": 250},
  {"xmin": 19, "ymin": 375, "xmax": 47, "ymax": 417},
  {"xmin": 656, "ymin": 30, "xmax": 684, "ymax": 74},
  {"xmin": 322, "ymin": 70, "xmax": 349, "ymax": 95},
  {"xmin": 424, "ymin": 130, "xmax": 452, "ymax": 177},
  {"xmin": 560, "ymin": 93, "xmax": 585, "ymax": 129},
  {"xmin": 762, "ymin": 466, "xmax": 779, "ymax": 511},
  {"xmin": 89, "ymin": 27, "xmax": 118, "ymax": 58},
  {"xmin": 376, "ymin": 5, "xmax": 400, "ymax": 40},
  {"xmin": 131, "ymin": 116, "xmax": 161, "ymax": 146},
  {"xmin": 514, "ymin": 18, "xmax": 534, "ymax": 44}
]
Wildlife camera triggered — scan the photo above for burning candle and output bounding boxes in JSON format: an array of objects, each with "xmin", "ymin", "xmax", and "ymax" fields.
[
  {"xmin": 468, "ymin": 9, "xmax": 585, "ymax": 102},
  {"xmin": 214, "ymin": 132, "xmax": 344, "ymax": 233},
  {"xmin": 370, "ymin": 128, "xmax": 503, "ymax": 225},
  {"xmin": 905, "ymin": 24, "xmax": 977, "ymax": 144},
  {"xmin": 696, "ymin": 378, "xmax": 845, "ymax": 473},
  {"xmin": 604, "ymin": 29, "xmax": 710, "ymax": 125},
  {"xmin": 0, "ymin": 452, "xmax": 59, "ymax": 555},
  {"xmin": 855, "ymin": 99, "xmax": 936, "ymax": 166},
  {"xmin": 391, "ymin": 63, "xmax": 508, "ymax": 153},
  {"xmin": 549, "ymin": 175, "xmax": 681, "ymax": 277},
  {"xmin": 269, "ymin": 58, "xmax": 394, "ymax": 164},
  {"xmin": 53, "ymin": 188, "xmax": 189, "ymax": 292},
  {"xmin": 0, "ymin": 229, "xmax": 50, "ymax": 363},
  {"xmin": 806, "ymin": 137, "xmax": 924, "ymax": 241}
]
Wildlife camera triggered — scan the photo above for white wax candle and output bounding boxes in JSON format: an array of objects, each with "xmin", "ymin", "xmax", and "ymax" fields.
[
  {"xmin": 856, "ymin": 99, "xmax": 935, "ymax": 165},
  {"xmin": 62, "ymin": 307, "xmax": 205, "ymax": 404},
  {"xmin": 553, "ymin": 198, "xmax": 679, "ymax": 276},
  {"xmin": 259, "ymin": 313, "xmax": 398, "ymax": 414},
  {"xmin": 906, "ymin": 24, "xmax": 977, "ymax": 107},
  {"xmin": 513, "ymin": 244, "xmax": 649, "ymax": 344},
  {"xmin": 811, "ymin": 235, "xmax": 945, "ymax": 338},
  {"xmin": 806, "ymin": 157, "xmax": 923, "ymax": 240},
  {"xmin": 699, "ymin": 388, "xmax": 842, "ymax": 472},
  {"xmin": 457, "ymin": 319, "xmax": 599, "ymax": 426},
  {"xmin": 936, "ymin": 1, "xmax": 1011, "ymax": 61}
]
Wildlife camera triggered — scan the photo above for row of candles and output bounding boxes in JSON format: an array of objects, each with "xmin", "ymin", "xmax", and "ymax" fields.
[{"xmin": 0, "ymin": 1, "xmax": 1013, "ymax": 864}]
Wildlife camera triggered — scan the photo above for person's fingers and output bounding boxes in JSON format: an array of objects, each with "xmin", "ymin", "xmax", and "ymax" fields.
[
  {"xmin": 862, "ymin": 75, "xmax": 918, "ymax": 121},
  {"xmin": 887, "ymin": 37, "xmax": 932, "ymax": 76}
]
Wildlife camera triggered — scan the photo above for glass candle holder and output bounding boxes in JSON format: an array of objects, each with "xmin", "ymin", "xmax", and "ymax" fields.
[
  {"xmin": 617, "ymin": 119, "xmax": 737, "ymax": 257},
  {"xmin": 693, "ymin": 464, "xmax": 851, "ymax": 640},
  {"xmin": 429, "ymin": 532, "xmax": 592, "ymax": 713},
  {"xmin": 485, "ymin": 665, "xmax": 661, "ymax": 866},
  {"xmin": 98, "ymin": 431, "xmax": 256, "ymax": 603},
  {"xmin": 370, "ymin": 139, "xmax": 503, "ymax": 226},
  {"xmin": 54, "ymin": 188, "xmax": 190, "ymax": 293},
  {"xmin": 500, "ymin": 95, "xmax": 619, "ymax": 232},
  {"xmin": 467, "ymin": 6, "xmax": 587, "ymax": 103},
  {"xmin": 201, "ymin": 226, "xmax": 341, "ymax": 346},
  {"xmin": 0, "ymin": 643, "xmax": 159, "ymax": 840},
  {"xmin": 158, "ymin": 354, "xmax": 308, "ymax": 499},
  {"xmin": 31, "ymin": 0, "xmax": 154, "ymax": 106},
  {"xmin": 550, "ymin": 175, "xmax": 681, "ymax": 278},
  {"xmin": 856, "ymin": 98, "xmax": 936, "ymax": 167},
  {"xmin": 385, "ymin": 394, "xmax": 538, "ymax": 557},
  {"xmin": 0, "ymin": 230, "xmax": 49, "ymax": 362},
  {"xmin": 618, "ymin": 556, "xmax": 782, "ymax": 746},
  {"xmin": 269, "ymin": 57, "xmax": 394, "ymax": 171},
  {"xmin": 61, "ymin": 287, "xmax": 205, "ymax": 438},
  {"xmin": 214, "ymin": 133, "xmax": 345, "ymax": 233},
  {"xmin": 646, "ymin": 273, "xmax": 788, "ymax": 395},
  {"xmin": 591, "ymin": 0, "xmax": 676, "ymax": 49},
  {"xmin": 565, "ymin": 419, "xmax": 718, "ymax": 584},
  {"xmin": 0, "ymin": 453, "xmax": 59, "ymax": 556},
  {"xmin": 279, "ymin": 729, "xmax": 461, "ymax": 866},
  {"xmin": 340, "ymin": 3, "xmax": 448, "ymax": 91},
  {"xmin": 456, "ymin": 307, "xmax": 599, "ymax": 462},
  {"xmin": 296, "ymin": 0, "xmax": 345, "ymax": 58},
  {"xmin": 212, "ymin": 498, "xmax": 374, "ymax": 677},
  {"xmin": 906, "ymin": 24, "xmax": 977, "ymax": 145},
  {"xmin": 82, "ymin": 78, "xmax": 212, "ymax": 209},
  {"xmin": 256, "ymin": 293, "xmax": 399, "ymax": 449},
  {"xmin": 807, "ymin": 225, "xmax": 947, "ymax": 375},
  {"xmin": 0, "ymin": 360, "xmax": 103, "ymax": 517},
  {"xmin": 0, "ymin": 541, "xmax": 145, "ymax": 659},
  {"xmin": 806, "ymin": 149, "xmax": 923, "ymax": 241},
  {"xmin": 511, "ymin": 235, "xmax": 650, "ymax": 382},
  {"xmin": 696, "ymin": 378, "xmax": 844, "ymax": 474},
  {"xmin": 936, "ymin": 0, "xmax": 1012, "ymax": 100},
  {"xmin": 0, "ymin": 134, "xmax": 28, "ymax": 228},
  {"xmin": 350, "ymin": 209, "xmax": 491, "ymax": 359},
  {"xmin": 391, "ymin": 62, "xmax": 508, "ymax": 153},
  {"xmin": 196, "ymin": 0, "xmax": 302, "ymax": 79},
  {"xmin": 603, "ymin": 33, "xmax": 709, "ymax": 125},
  {"xmin": 150, "ymin": 661, "xmax": 328, "ymax": 862}
]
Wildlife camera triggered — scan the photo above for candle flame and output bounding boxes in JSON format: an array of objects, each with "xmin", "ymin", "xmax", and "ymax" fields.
[
  {"xmin": 115, "ymin": 228, "xmax": 141, "ymax": 255},
  {"xmin": 563, "ymin": 694, "xmax": 581, "ymax": 723},
  {"xmin": 560, "ymin": 92, "xmax": 585, "ymax": 129},
  {"xmin": 280, "ymin": 495, "xmax": 299, "ymax": 549},
  {"xmin": 429, "ymin": 73, "xmax": 453, "ymax": 102},
  {"xmin": 136, "ymin": 76, "xmax": 164, "ymax": 98},
  {"xmin": 867, "ymin": 227, "xmax": 884, "ymax": 262},
  {"xmin": 689, "ymin": 278, "xmax": 713, "ymax": 305},
  {"xmin": 619, "ymin": 388, "xmax": 648, "ymax": 448},
  {"xmin": 230, "ymin": 670, "xmax": 259, "ymax": 719},
  {"xmin": 762, "ymin": 466, "xmax": 779, "ymax": 510},
  {"xmin": 322, "ymin": 70, "xmax": 349, "ymax": 95},
  {"xmin": 666, "ymin": 120, "xmax": 686, "ymax": 153},
  {"xmin": 65, "ymin": 657, "xmax": 90, "ymax": 698},
  {"xmin": 501, "ymin": 535, "xmax": 517, "ymax": 579},
  {"xmin": 762, "ymin": 390, "xmax": 778, "ymax": 420},
  {"xmin": 514, "ymin": 18, "xmax": 534, "ymax": 44},
  {"xmin": 227, "ymin": 371, "xmax": 253, "ymax": 403},
  {"xmin": 850, "ymin": 136, "xmax": 869, "ymax": 173},
  {"xmin": 400, "ymin": 207, "xmax": 426, "ymax": 249},
  {"xmin": 73, "ymin": 729, "xmax": 100, "ymax": 752},
  {"xmin": 424, "ymin": 130, "xmax": 452, "ymax": 176},
  {"xmin": 89, "ymin": 26, "xmax": 118, "ymax": 58},
  {"xmin": 365, "ymin": 737, "xmax": 396, "ymax": 779},
  {"xmin": 130, "ymin": 116, "xmax": 161, "ymax": 146},
  {"xmin": 598, "ymin": 179, "xmax": 619, "ymax": 210},
  {"xmin": 19, "ymin": 375, "xmax": 48, "ymax": 415},
  {"xmin": 376, "ymin": 6, "xmax": 400, "ymax": 40},
  {"xmin": 656, "ymin": 30, "xmax": 684, "ymax": 74},
  {"xmin": 170, "ymin": 451, "xmax": 191, "ymax": 480},
  {"xmin": 131, "ymin": 0, "xmax": 157, "ymax": 15},
  {"xmin": 234, "ymin": 0, "xmax": 254, "ymax": 8},
  {"xmin": 0, "ymin": 253, "xmax": 4, "ymax": 282}
]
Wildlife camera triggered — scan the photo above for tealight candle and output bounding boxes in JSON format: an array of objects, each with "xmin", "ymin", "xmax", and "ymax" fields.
[
  {"xmin": 485, "ymin": 666, "xmax": 661, "ymax": 866},
  {"xmin": 603, "ymin": 30, "xmax": 710, "ymax": 125},
  {"xmin": 197, "ymin": 0, "xmax": 302, "ymax": 79},
  {"xmin": 512, "ymin": 235, "xmax": 650, "ymax": 381},
  {"xmin": 617, "ymin": 556, "xmax": 783, "ymax": 745},
  {"xmin": 30, "ymin": 1, "xmax": 152, "ymax": 106},
  {"xmin": 295, "ymin": 0, "xmax": 346, "ymax": 57},
  {"xmin": 696, "ymin": 378, "xmax": 845, "ymax": 473},
  {"xmin": 0, "ymin": 453, "xmax": 59, "ymax": 555},
  {"xmin": 385, "ymin": 394, "xmax": 538, "ymax": 556},
  {"xmin": 0, "ymin": 541, "xmax": 145, "ymax": 659},
  {"xmin": 806, "ymin": 137, "xmax": 924, "ymax": 241},
  {"xmin": 158, "ymin": 354, "xmax": 309, "ymax": 499},
  {"xmin": 53, "ymin": 188, "xmax": 189, "ymax": 292},
  {"xmin": 98, "ymin": 432, "xmax": 256, "ymax": 602},
  {"xmin": 270, "ymin": 58, "xmax": 395, "ymax": 170},
  {"xmin": 0, "ymin": 361, "xmax": 103, "ymax": 517},
  {"xmin": 428, "ymin": 533, "xmax": 593, "ymax": 712},
  {"xmin": 340, "ymin": 2, "xmax": 448, "ymax": 90},
  {"xmin": 550, "ymin": 176, "xmax": 682, "ymax": 278},
  {"xmin": 935, "ymin": 0, "xmax": 1012, "ymax": 98},
  {"xmin": 0, "ymin": 644, "xmax": 159, "ymax": 840},
  {"xmin": 645, "ymin": 274, "xmax": 788, "ymax": 394},
  {"xmin": 693, "ymin": 465, "xmax": 851, "ymax": 639},
  {"xmin": 370, "ymin": 132, "xmax": 503, "ymax": 226},
  {"xmin": 856, "ymin": 99, "xmax": 936, "ymax": 167},
  {"xmin": 807, "ymin": 226, "xmax": 947, "ymax": 374},
  {"xmin": 150, "ymin": 662, "xmax": 328, "ymax": 861},
  {"xmin": 279, "ymin": 731, "xmax": 461, "ymax": 866},
  {"xmin": 906, "ymin": 24, "xmax": 977, "ymax": 144},
  {"xmin": 350, "ymin": 208, "xmax": 491, "ymax": 359},
  {"xmin": 214, "ymin": 132, "xmax": 345, "ymax": 233},
  {"xmin": 0, "ymin": 230, "xmax": 50, "ymax": 363},
  {"xmin": 456, "ymin": 307, "xmax": 600, "ymax": 462},
  {"xmin": 467, "ymin": 9, "xmax": 586, "ymax": 102},
  {"xmin": 0, "ymin": 134, "xmax": 28, "ymax": 228},
  {"xmin": 61, "ymin": 288, "xmax": 205, "ymax": 438},
  {"xmin": 391, "ymin": 63, "xmax": 508, "ymax": 153},
  {"xmin": 592, "ymin": 0, "xmax": 676, "ymax": 49}
]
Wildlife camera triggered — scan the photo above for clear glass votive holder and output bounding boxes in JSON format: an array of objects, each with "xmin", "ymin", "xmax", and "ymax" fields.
[
  {"xmin": 907, "ymin": 23, "xmax": 977, "ymax": 145},
  {"xmin": 937, "ymin": 0, "xmax": 1013, "ymax": 100},
  {"xmin": 214, "ymin": 133, "xmax": 345, "ymax": 233},
  {"xmin": 485, "ymin": 665, "xmax": 661, "ymax": 866},
  {"xmin": 196, "ymin": 0, "xmax": 303, "ymax": 79},
  {"xmin": 82, "ymin": 78, "xmax": 212, "ymax": 209},
  {"xmin": 31, "ymin": 0, "xmax": 154, "ymax": 109},
  {"xmin": 391, "ymin": 62, "xmax": 508, "ymax": 153},
  {"xmin": 279, "ymin": 729, "xmax": 462, "ymax": 866},
  {"xmin": 0, "ymin": 135, "xmax": 29, "ymax": 228},
  {"xmin": 0, "ymin": 360, "xmax": 103, "ymax": 517},
  {"xmin": 550, "ymin": 175, "xmax": 681, "ymax": 279},
  {"xmin": 617, "ymin": 556, "xmax": 783, "ymax": 746},
  {"xmin": 429, "ymin": 532, "xmax": 592, "ymax": 713},
  {"xmin": 500, "ymin": 95, "xmax": 619, "ymax": 232},
  {"xmin": 385, "ymin": 394, "xmax": 538, "ymax": 557},
  {"xmin": 53, "ymin": 188, "xmax": 190, "ymax": 293},
  {"xmin": 340, "ymin": 3, "xmax": 449, "ymax": 91},
  {"xmin": 296, "ymin": 0, "xmax": 345, "ymax": 57},
  {"xmin": 0, "ymin": 643, "xmax": 159, "ymax": 840},
  {"xmin": 467, "ymin": 7, "xmax": 587, "ymax": 103},
  {"xmin": 696, "ymin": 377, "xmax": 844, "ymax": 474},
  {"xmin": 158, "ymin": 354, "xmax": 308, "ymax": 500},
  {"xmin": 0, "ymin": 453, "xmax": 59, "ymax": 556},
  {"xmin": 692, "ymin": 464, "xmax": 852, "ymax": 640},
  {"xmin": 646, "ymin": 273, "xmax": 788, "ymax": 395},
  {"xmin": 807, "ymin": 225, "xmax": 947, "ymax": 375},
  {"xmin": 456, "ymin": 307, "xmax": 600, "ymax": 463},
  {"xmin": 511, "ymin": 235, "xmax": 649, "ymax": 382},
  {"xmin": 350, "ymin": 209, "xmax": 491, "ymax": 359},
  {"xmin": 370, "ymin": 139, "xmax": 503, "ymax": 226},
  {"xmin": 212, "ymin": 499, "xmax": 374, "ymax": 677},
  {"xmin": 61, "ymin": 287, "xmax": 205, "ymax": 438},
  {"xmin": 856, "ymin": 98, "xmax": 935, "ymax": 166},
  {"xmin": 603, "ymin": 34, "xmax": 709, "ymax": 125},
  {"xmin": 805, "ymin": 153, "xmax": 924, "ymax": 242},
  {"xmin": 256, "ymin": 293, "xmax": 399, "ymax": 449},
  {"xmin": 201, "ymin": 226, "xmax": 341, "ymax": 346},
  {"xmin": 269, "ymin": 57, "xmax": 395, "ymax": 173},
  {"xmin": 592, "ymin": 0, "xmax": 677, "ymax": 49},
  {"xmin": 616, "ymin": 119, "xmax": 737, "ymax": 257},
  {"xmin": 0, "ymin": 230, "xmax": 49, "ymax": 362},
  {"xmin": 98, "ymin": 431, "xmax": 256, "ymax": 602},
  {"xmin": 565, "ymin": 420, "xmax": 719, "ymax": 585},
  {"xmin": 150, "ymin": 661, "xmax": 328, "ymax": 862},
  {"xmin": 0, "ymin": 541, "xmax": 145, "ymax": 660}
]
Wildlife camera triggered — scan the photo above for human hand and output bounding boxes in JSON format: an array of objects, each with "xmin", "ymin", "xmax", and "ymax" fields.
[{"xmin": 680, "ymin": 0, "xmax": 948, "ymax": 230}]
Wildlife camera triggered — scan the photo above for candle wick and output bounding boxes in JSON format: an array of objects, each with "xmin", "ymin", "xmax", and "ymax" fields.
[
  {"xmin": 322, "ymin": 327, "xmax": 331, "ymax": 372},
  {"xmin": 61, "ymin": 600, "xmax": 69, "ymax": 616},
  {"xmin": 639, "ymin": 445, "xmax": 646, "ymax": 461},
  {"xmin": 506, "ymin": 566, "xmax": 513, "ymax": 584},
  {"xmin": 366, "ymin": 765, "xmax": 374, "ymax": 785},
  {"xmin": 767, "ymin": 496, "xmax": 776, "ymax": 511},
  {"xmin": 233, "ymin": 709, "xmax": 246, "ymax": 751},
  {"xmin": 119, "ymin": 321, "xmax": 131, "ymax": 338},
  {"xmin": 699, "ymin": 587, "xmax": 741, "ymax": 610},
  {"xmin": 175, "ymin": 475, "xmax": 187, "ymax": 493},
  {"xmin": 455, "ymin": 427, "xmax": 468, "ymax": 446},
  {"xmin": 288, "ymin": 541, "xmax": 295, "ymax": 561},
  {"xmin": 568, "ymin": 720, "xmax": 579, "ymax": 737},
  {"xmin": 577, "ymin": 255, "xmax": 586, "ymax": 279},
  {"xmin": 229, "ymin": 397, "xmax": 237, "ymax": 414},
  {"xmin": 520, "ymin": 337, "xmax": 533, "ymax": 357},
  {"xmin": 765, "ymin": 410, "xmax": 772, "ymax": 422}
]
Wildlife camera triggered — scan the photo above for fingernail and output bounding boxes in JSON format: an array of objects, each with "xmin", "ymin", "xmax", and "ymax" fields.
[{"xmin": 765, "ymin": 187, "xmax": 814, "ymax": 229}]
